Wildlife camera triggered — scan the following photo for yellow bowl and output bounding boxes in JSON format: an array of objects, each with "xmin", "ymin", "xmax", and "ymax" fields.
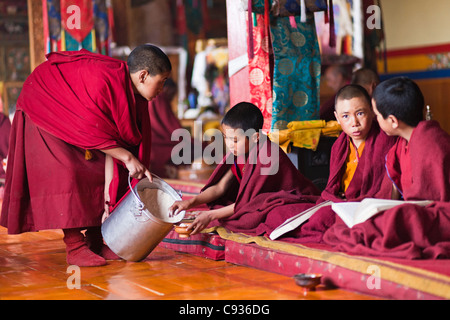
[{"xmin": 174, "ymin": 223, "xmax": 193, "ymax": 238}]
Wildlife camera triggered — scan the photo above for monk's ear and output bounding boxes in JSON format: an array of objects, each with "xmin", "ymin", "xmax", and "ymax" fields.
[
  {"xmin": 138, "ymin": 70, "xmax": 149, "ymax": 83},
  {"xmin": 252, "ymin": 131, "xmax": 260, "ymax": 143},
  {"xmin": 370, "ymin": 82, "xmax": 377, "ymax": 95},
  {"xmin": 388, "ymin": 115, "xmax": 399, "ymax": 129},
  {"xmin": 334, "ymin": 111, "xmax": 340, "ymax": 124}
]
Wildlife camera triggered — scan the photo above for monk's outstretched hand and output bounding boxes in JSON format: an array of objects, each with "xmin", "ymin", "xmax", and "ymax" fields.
[
  {"xmin": 169, "ymin": 199, "xmax": 192, "ymax": 217},
  {"xmin": 187, "ymin": 211, "xmax": 212, "ymax": 235}
]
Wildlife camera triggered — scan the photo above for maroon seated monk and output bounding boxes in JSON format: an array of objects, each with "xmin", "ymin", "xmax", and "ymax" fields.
[
  {"xmin": 1, "ymin": 45, "xmax": 172, "ymax": 267},
  {"xmin": 169, "ymin": 102, "xmax": 320, "ymax": 236},
  {"xmin": 324, "ymin": 77, "xmax": 450, "ymax": 259},
  {"xmin": 279, "ymin": 84, "xmax": 397, "ymax": 243}
]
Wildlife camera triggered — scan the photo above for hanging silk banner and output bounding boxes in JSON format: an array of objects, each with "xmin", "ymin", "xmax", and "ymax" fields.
[
  {"xmin": 60, "ymin": 0, "xmax": 94, "ymax": 42},
  {"xmin": 93, "ymin": 0, "xmax": 113, "ymax": 55},
  {"xmin": 270, "ymin": 12, "xmax": 321, "ymax": 130},
  {"xmin": 247, "ymin": 13, "xmax": 273, "ymax": 134},
  {"xmin": 44, "ymin": 0, "xmax": 62, "ymax": 52},
  {"xmin": 245, "ymin": 0, "xmax": 322, "ymax": 131},
  {"xmin": 43, "ymin": 0, "xmax": 113, "ymax": 54}
]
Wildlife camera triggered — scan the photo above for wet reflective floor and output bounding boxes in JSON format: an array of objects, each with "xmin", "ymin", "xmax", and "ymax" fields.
[{"xmin": 0, "ymin": 227, "xmax": 379, "ymax": 300}]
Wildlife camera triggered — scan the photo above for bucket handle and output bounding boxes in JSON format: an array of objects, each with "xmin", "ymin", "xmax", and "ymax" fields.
[
  {"xmin": 128, "ymin": 174, "xmax": 156, "ymax": 221},
  {"xmin": 127, "ymin": 173, "xmax": 182, "ymax": 221},
  {"xmin": 128, "ymin": 173, "xmax": 145, "ymax": 210}
]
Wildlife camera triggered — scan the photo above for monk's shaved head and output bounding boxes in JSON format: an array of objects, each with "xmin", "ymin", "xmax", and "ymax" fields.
[{"xmin": 127, "ymin": 44, "xmax": 172, "ymax": 76}]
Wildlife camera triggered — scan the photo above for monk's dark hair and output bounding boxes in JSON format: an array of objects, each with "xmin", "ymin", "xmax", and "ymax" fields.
[
  {"xmin": 221, "ymin": 102, "xmax": 264, "ymax": 132},
  {"xmin": 335, "ymin": 84, "xmax": 372, "ymax": 109},
  {"xmin": 351, "ymin": 68, "xmax": 380, "ymax": 86},
  {"xmin": 127, "ymin": 44, "xmax": 172, "ymax": 76},
  {"xmin": 326, "ymin": 64, "xmax": 352, "ymax": 81},
  {"xmin": 373, "ymin": 77, "xmax": 424, "ymax": 127}
]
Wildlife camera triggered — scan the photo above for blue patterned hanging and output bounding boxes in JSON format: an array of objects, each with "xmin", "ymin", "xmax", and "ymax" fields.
[{"xmin": 270, "ymin": 12, "xmax": 321, "ymax": 130}]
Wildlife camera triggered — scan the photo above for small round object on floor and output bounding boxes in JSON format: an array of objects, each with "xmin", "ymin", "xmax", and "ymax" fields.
[{"xmin": 293, "ymin": 273, "xmax": 322, "ymax": 293}]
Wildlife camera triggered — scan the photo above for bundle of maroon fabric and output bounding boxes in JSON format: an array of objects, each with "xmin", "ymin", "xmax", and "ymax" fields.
[{"xmin": 324, "ymin": 121, "xmax": 450, "ymax": 259}]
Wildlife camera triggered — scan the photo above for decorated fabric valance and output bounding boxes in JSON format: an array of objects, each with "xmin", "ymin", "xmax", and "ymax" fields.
[
  {"xmin": 245, "ymin": 0, "xmax": 335, "ymax": 56},
  {"xmin": 43, "ymin": 0, "xmax": 114, "ymax": 55},
  {"xmin": 249, "ymin": 0, "xmax": 328, "ymax": 16}
]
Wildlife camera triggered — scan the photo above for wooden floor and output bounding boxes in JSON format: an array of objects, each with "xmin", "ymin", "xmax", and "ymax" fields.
[{"xmin": 0, "ymin": 226, "xmax": 380, "ymax": 300}]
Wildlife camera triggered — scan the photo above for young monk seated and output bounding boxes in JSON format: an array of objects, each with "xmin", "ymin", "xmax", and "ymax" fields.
[
  {"xmin": 324, "ymin": 77, "xmax": 450, "ymax": 259},
  {"xmin": 323, "ymin": 84, "xmax": 398, "ymax": 201},
  {"xmin": 169, "ymin": 102, "xmax": 320, "ymax": 236},
  {"xmin": 278, "ymin": 84, "xmax": 398, "ymax": 243}
]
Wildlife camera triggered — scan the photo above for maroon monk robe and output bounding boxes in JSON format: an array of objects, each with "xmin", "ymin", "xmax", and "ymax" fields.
[
  {"xmin": 109, "ymin": 95, "xmax": 152, "ymax": 208},
  {"xmin": 1, "ymin": 50, "xmax": 150, "ymax": 234},
  {"xmin": 148, "ymin": 92, "xmax": 206, "ymax": 178},
  {"xmin": 204, "ymin": 137, "xmax": 321, "ymax": 236},
  {"xmin": 19, "ymin": 50, "xmax": 142, "ymax": 150},
  {"xmin": 324, "ymin": 120, "xmax": 450, "ymax": 259},
  {"xmin": 148, "ymin": 93, "xmax": 184, "ymax": 178},
  {"xmin": 279, "ymin": 121, "xmax": 397, "ymax": 243},
  {"xmin": 322, "ymin": 120, "xmax": 397, "ymax": 202},
  {"xmin": 0, "ymin": 113, "xmax": 11, "ymax": 180}
]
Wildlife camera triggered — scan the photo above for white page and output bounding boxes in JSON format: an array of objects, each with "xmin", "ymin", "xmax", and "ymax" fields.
[{"xmin": 270, "ymin": 201, "xmax": 332, "ymax": 240}]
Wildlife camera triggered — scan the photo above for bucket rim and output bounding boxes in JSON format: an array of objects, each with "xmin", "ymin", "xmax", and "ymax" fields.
[{"xmin": 134, "ymin": 176, "xmax": 185, "ymax": 224}]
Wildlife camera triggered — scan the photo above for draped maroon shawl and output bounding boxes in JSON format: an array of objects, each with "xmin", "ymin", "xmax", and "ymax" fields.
[
  {"xmin": 324, "ymin": 121, "xmax": 450, "ymax": 259},
  {"xmin": 203, "ymin": 138, "xmax": 320, "ymax": 235},
  {"xmin": 279, "ymin": 121, "xmax": 397, "ymax": 243},
  {"xmin": 1, "ymin": 50, "xmax": 150, "ymax": 233},
  {"xmin": 18, "ymin": 50, "xmax": 142, "ymax": 150}
]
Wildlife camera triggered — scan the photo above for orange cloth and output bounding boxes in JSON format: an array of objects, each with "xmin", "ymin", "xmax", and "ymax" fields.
[{"xmin": 341, "ymin": 140, "xmax": 366, "ymax": 192}]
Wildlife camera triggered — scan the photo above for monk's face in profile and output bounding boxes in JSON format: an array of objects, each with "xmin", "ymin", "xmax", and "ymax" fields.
[
  {"xmin": 221, "ymin": 124, "xmax": 259, "ymax": 157},
  {"xmin": 372, "ymin": 99, "xmax": 396, "ymax": 136},
  {"xmin": 131, "ymin": 70, "xmax": 171, "ymax": 101},
  {"xmin": 334, "ymin": 97, "xmax": 374, "ymax": 147}
]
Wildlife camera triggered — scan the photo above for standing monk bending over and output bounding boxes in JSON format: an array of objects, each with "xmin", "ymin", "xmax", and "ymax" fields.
[{"xmin": 1, "ymin": 45, "xmax": 171, "ymax": 267}]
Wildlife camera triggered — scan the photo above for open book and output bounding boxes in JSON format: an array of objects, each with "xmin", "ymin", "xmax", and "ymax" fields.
[
  {"xmin": 269, "ymin": 201, "xmax": 332, "ymax": 240},
  {"xmin": 332, "ymin": 198, "xmax": 434, "ymax": 228}
]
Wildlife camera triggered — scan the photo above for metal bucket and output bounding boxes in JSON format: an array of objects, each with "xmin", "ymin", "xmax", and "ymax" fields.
[{"xmin": 101, "ymin": 174, "xmax": 185, "ymax": 261}]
